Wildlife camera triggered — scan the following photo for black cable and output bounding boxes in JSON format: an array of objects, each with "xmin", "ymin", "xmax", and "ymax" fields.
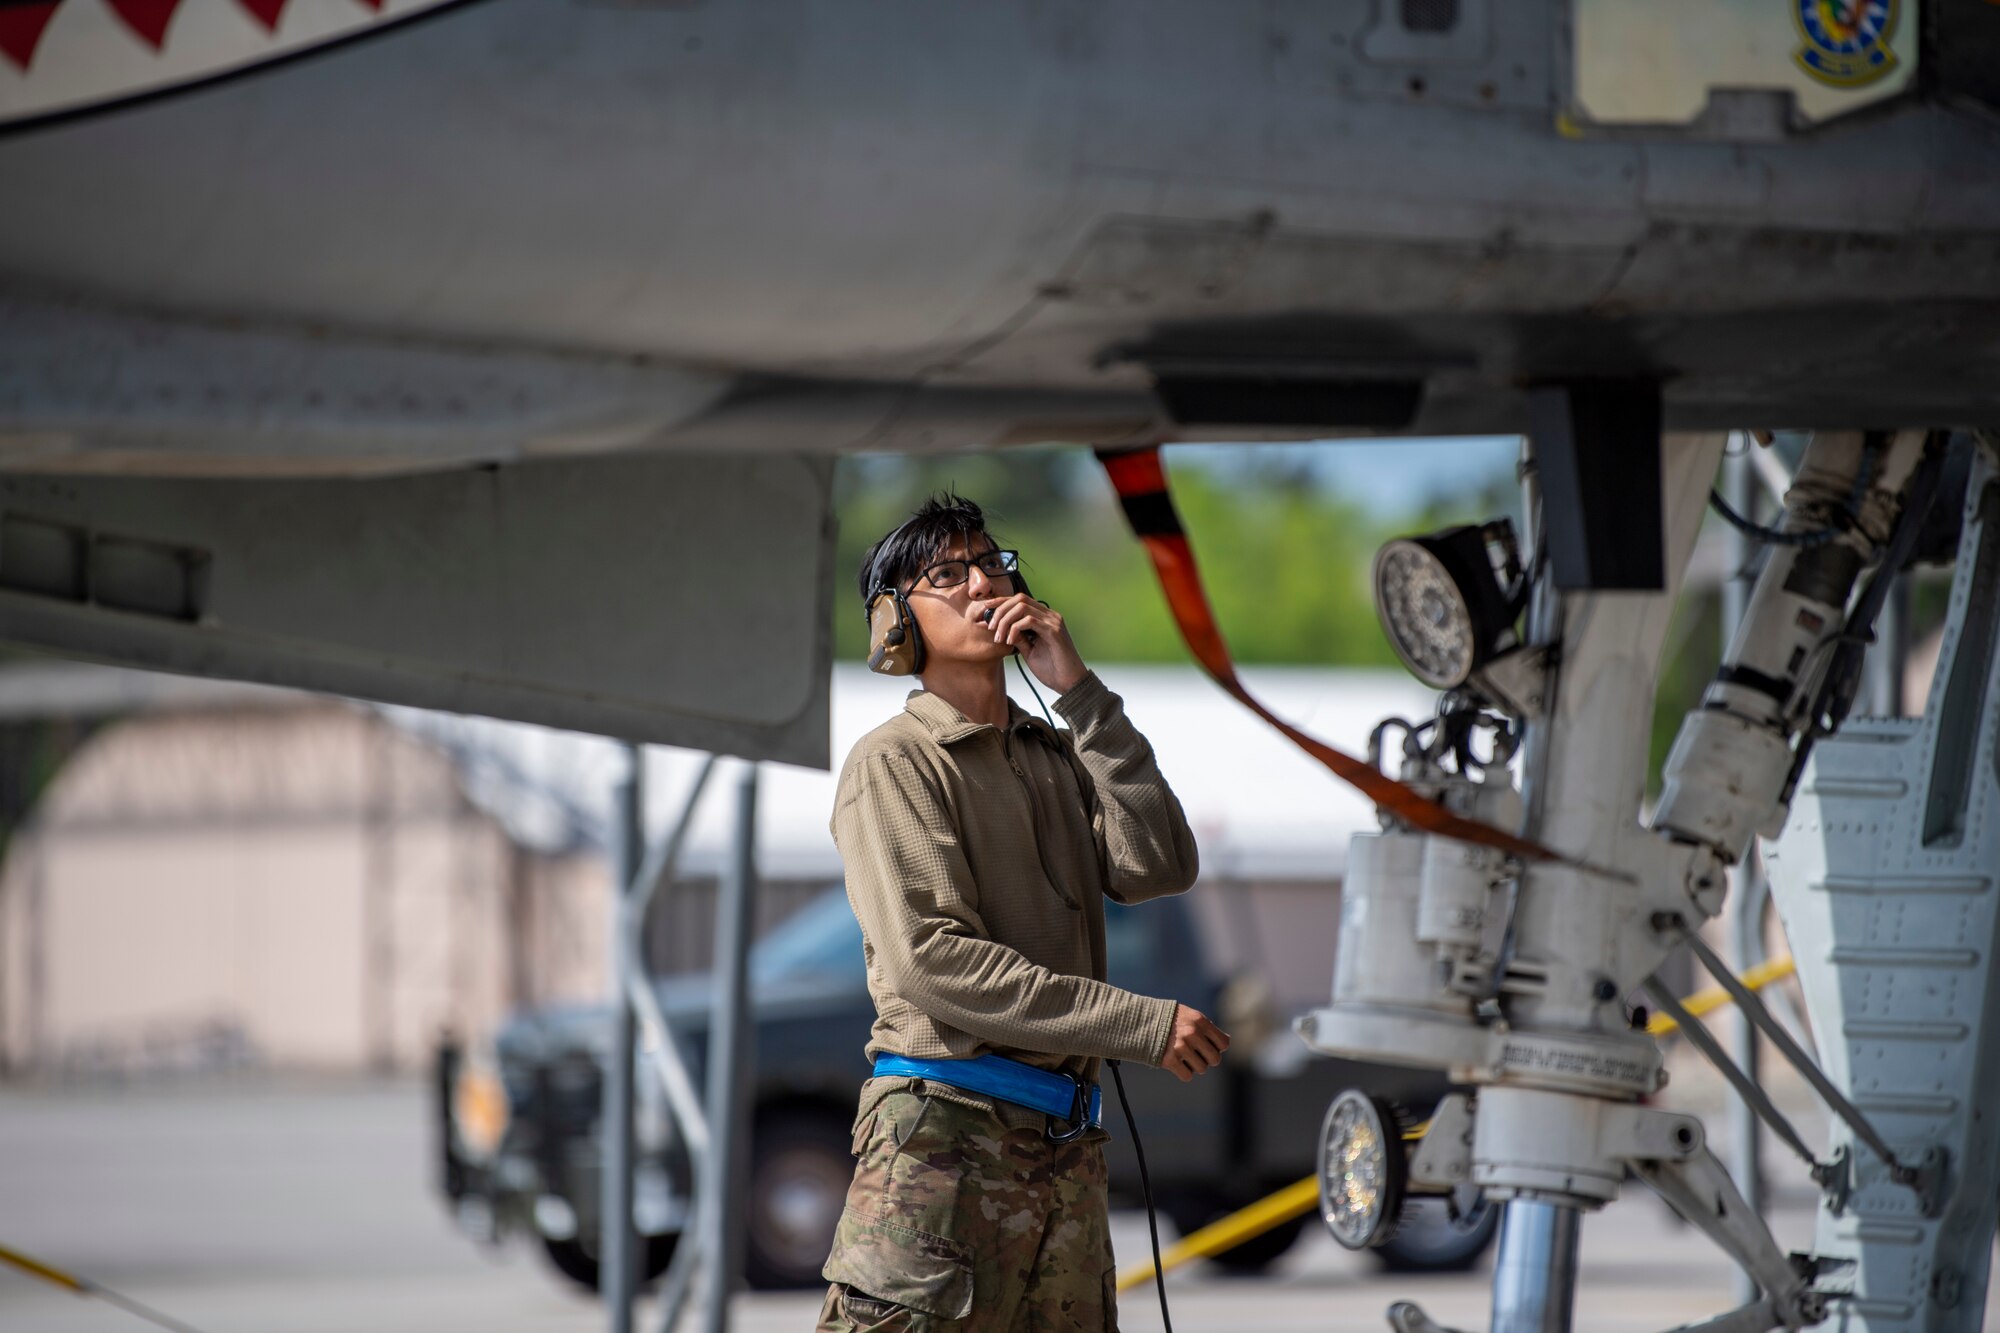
[
  {"xmin": 1707, "ymin": 432, "xmax": 1881, "ymax": 548},
  {"xmin": 1013, "ymin": 654, "xmax": 1059, "ymax": 728},
  {"xmin": 1708, "ymin": 486, "xmax": 1839, "ymax": 547},
  {"xmin": 1022, "ymin": 654, "xmax": 1162, "ymax": 1324},
  {"xmin": 1012, "ymin": 645, "xmax": 1163, "ymax": 1323},
  {"xmin": 1107, "ymin": 1059, "xmax": 1173, "ymax": 1333},
  {"xmin": 1777, "ymin": 432, "xmax": 1949, "ymax": 805}
]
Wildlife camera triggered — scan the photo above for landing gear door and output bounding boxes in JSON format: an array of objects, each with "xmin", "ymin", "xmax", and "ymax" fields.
[{"xmin": 0, "ymin": 451, "xmax": 836, "ymax": 768}]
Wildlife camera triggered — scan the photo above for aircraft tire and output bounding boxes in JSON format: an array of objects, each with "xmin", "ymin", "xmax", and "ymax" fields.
[
  {"xmin": 540, "ymin": 1232, "xmax": 679, "ymax": 1295},
  {"xmin": 743, "ymin": 1110, "xmax": 854, "ymax": 1290},
  {"xmin": 1372, "ymin": 1194, "xmax": 1499, "ymax": 1273}
]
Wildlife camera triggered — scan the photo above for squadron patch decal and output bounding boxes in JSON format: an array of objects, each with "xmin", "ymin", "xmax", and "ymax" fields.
[{"xmin": 1793, "ymin": 0, "xmax": 1900, "ymax": 89}]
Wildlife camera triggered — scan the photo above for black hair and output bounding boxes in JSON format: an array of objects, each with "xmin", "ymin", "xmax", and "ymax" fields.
[{"xmin": 858, "ymin": 492, "xmax": 999, "ymax": 602}]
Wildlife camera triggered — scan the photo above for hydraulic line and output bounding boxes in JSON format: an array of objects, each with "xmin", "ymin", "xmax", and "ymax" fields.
[
  {"xmin": 1706, "ymin": 432, "xmax": 1880, "ymax": 549},
  {"xmin": 1643, "ymin": 979, "xmax": 1822, "ymax": 1171},
  {"xmin": 1679, "ymin": 926, "xmax": 1918, "ymax": 1183},
  {"xmin": 1776, "ymin": 432, "xmax": 1948, "ymax": 806},
  {"xmin": 1645, "ymin": 956, "xmax": 1797, "ymax": 1036}
]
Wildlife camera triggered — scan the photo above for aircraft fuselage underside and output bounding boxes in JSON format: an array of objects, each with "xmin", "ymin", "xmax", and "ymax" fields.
[{"xmin": 3, "ymin": 0, "xmax": 2000, "ymax": 475}]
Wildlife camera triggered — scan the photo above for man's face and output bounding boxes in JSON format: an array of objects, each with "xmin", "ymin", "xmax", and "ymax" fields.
[{"xmin": 904, "ymin": 533, "xmax": 1020, "ymax": 666}]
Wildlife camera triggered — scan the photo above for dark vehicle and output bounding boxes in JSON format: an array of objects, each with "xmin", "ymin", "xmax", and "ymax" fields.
[{"xmin": 435, "ymin": 888, "xmax": 1497, "ymax": 1292}]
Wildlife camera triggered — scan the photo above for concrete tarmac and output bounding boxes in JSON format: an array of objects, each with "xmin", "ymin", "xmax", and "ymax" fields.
[{"xmin": 1, "ymin": 1077, "xmax": 1993, "ymax": 1333}]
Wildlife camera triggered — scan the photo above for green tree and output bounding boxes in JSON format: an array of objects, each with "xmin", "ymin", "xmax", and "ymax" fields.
[{"xmin": 830, "ymin": 448, "xmax": 1410, "ymax": 667}]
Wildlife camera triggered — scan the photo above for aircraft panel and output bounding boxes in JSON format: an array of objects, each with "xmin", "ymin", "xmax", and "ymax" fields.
[{"xmin": 0, "ymin": 451, "xmax": 837, "ymax": 766}]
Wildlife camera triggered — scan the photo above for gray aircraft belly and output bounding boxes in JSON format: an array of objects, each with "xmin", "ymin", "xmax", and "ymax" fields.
[
  {"xmin": 2, "ymin": 0, "xmax": 1999, "ymax": 447},
  {"xmin": 2, "ymin": 0, "xmax": 1999, "ymax": 757}
]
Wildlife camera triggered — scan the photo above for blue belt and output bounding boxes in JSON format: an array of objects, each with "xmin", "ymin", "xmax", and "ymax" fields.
[{"xmin": 872, "ymin": 1053, "xmax": 1103, "ymax": 1142}]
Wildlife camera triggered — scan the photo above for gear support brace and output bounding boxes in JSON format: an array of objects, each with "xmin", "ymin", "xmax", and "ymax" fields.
[{"xmin": 1095, "ymin": 445, "xmax": 1588, "ymax": 872}]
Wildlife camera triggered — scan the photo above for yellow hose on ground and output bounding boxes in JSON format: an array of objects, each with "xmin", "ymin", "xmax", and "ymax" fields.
[
  {"xmin": 0, "ymin": 1243, "xmax": 87, "ymax": 1293},
  {"xmin": 1647, "ymin": 955, "xmax": 1796, "ymax": 1035},
  {"xmin": 0, "ymin": 1243, "xmax": 206, "ymax": 1333},
  {"xmin": 1116, "ymin": 1176, "xmax": 1321, "ymax": 1293},
  {"xmin": 1116, "ymin": 953, "xmax": 1800, "ymax": 1292},
  {"xmin": 1115, "ymin": 1120, "xmax": 1427, "ymax": 1294}
]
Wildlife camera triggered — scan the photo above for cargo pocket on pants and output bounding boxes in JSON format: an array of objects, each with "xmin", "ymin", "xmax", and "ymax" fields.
[
  {"xmin": 828, "ymin": 1283, "xmax": 917, "ymax": 1330},
  {"xmin": 820, "ymin": 1205, "xmax": 974, "ymax": 1324}
]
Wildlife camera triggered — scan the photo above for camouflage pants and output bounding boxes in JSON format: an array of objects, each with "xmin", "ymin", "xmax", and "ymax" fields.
[{"xmin": 816, "ymin": 1086, "xmax": 1118, "ymax": 1331}]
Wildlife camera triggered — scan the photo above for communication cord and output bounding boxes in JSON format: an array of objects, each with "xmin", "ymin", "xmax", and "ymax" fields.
[
  {"xmin": 1011, "ymin": 658, "xmax": 1174, "ymax": 1330},
  {"xmin": 1012, "ymin": 652, "xmax": 1056, "ymax": 727},
  {"xmin": 1107, "ymin": 1060, "xmax": 1174, "ymax": 1333}
]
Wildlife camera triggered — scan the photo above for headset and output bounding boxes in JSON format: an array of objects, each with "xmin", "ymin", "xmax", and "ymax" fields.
[
  {"xmin": 863, "ymin": 540, "xmax": 1036, "ymax": 677},
  {"xmin": 863, "ymin": 577, "xmax": 926, "ymax": 676}
]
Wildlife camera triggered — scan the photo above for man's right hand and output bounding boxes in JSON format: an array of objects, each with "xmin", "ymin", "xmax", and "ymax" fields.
[{"xmin": 1162, "ymin": 1004, "xmax": 1230, "ymax": 1082}]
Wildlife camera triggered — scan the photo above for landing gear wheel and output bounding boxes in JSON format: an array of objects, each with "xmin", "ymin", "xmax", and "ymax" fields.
[
  {"xmin": 540, "ymin": 1233, "xmax": 679, "ymax": 1295},
  {"xmin": 744, "ymin": 1110, "xmax": 855, "ymax": 1289},
  {"xmin": 1374, "ymin": 1194, "xmax": 1499, "ymax": 1273}
]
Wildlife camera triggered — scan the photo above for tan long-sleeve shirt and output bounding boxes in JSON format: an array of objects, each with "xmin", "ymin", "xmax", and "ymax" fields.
[{"xmin": 831, "ymin": 671, "xmax": 1199, "ymax": 1117}]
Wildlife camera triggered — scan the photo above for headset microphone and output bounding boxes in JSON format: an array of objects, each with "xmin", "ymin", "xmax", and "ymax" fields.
[{"xmin": 979, "ymin": 574, "xmax": 1041, "ymax": 646}]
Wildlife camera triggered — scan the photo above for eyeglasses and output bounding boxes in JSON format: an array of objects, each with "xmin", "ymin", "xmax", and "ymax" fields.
[{"xmin": 917, "ymin": 549, "xmax": 1020, "ymax": 589}]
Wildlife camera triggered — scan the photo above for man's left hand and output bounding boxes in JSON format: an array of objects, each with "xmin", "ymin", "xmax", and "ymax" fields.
[{"xmin": 984, "ymin": 594, "xmax": 1087, "ymax": 695}]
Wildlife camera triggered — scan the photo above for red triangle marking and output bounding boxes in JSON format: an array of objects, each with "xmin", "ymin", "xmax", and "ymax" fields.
[
  {"xmin": 237, "ymin": 0, "xmax": 286, "ymax": 32},
  {"xmin": 353, "ymin": 0, "xmax": 384, "ymax": 10},
  {"xmin": 106, "ymin": 0, "xmax": 182, "ymax": 50},
  {"xmin": 0, "ymin": 2, "xmax": 62, "ymax": 72}
]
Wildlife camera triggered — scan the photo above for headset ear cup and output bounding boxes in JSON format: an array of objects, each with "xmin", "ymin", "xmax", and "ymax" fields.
[{"xmin": 866, "ymin": 590, "xmax": 923, "ymax": 676}]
